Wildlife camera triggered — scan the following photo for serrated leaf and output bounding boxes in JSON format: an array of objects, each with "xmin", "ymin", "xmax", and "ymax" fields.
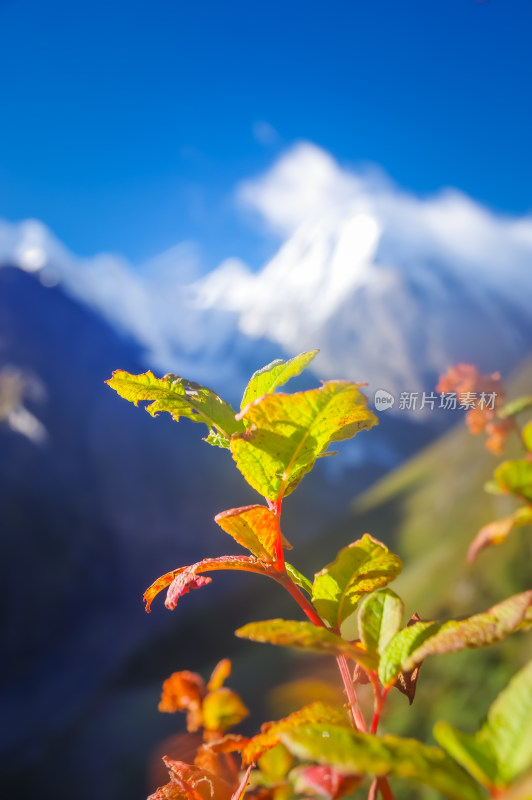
[
  {"xmin": 494, "ymin": 460, "xmax": 532, "ymax": 503},
  {"xmin": 106, "ymin": 370, "xmax": 244, "ymax": 449},
  {"xmin": 214, "ymin": 505, "xmax": 281, "ymax": 561},
  {"xmin": 379, "ymin": 591, "xmax": 532, "ymax": 687},
  {"xmin": 312, "ymin": 535, "xmax": 402, "ymax": 631},
  {"xmin": 358, "ymin": 588, "xmax": 404, "ymax": 657},
  {"xmin": 241, "ymin": 703, "xmax": 350, "ymax": 766},
  {"xmin": 202, "ymin": 688, "xmax": 249, "ymax": 733},
  {"xmin": 144, "ymin": 556, "xmax": 272, "ymax": 612},
  {"xmin": 481, "ymin": 658, "xmax": 532, "ymax": 784},
  {"xmin": 378, "ymin": 621, "xmax": 437, "ymax": 686},
  {"xmin": 158, "ymin": 670, "xmax": 206, "ymax": 732},
  {"xmin": 285, "ymin": 563, "xmax": 313, "ymax": 596},
  {"xmin": 468, "ymin": 506, "xmax": 532, "ymax": 563},
  {"xmin": 499, "ymin": 396, "xmax": 532, "ymax": 419},
  {"xmin": 149, "ymin": 756, "xmax": 234, "ymax": 800},
  {"xmin": 235, "ymin": 619, "xmax": 378, "ymax": 671},
  {"xmin": 241, "ymin": 351, "xmax": 319, "ymax": 410},
  {"xmin": 281, "ymin": 724, "xmax": 484, "ymax": 800},
  {"xmin": 433, "ymin": 722, "xmax": 499, "ymax": 790},
  {"xmin": 231, "ymin": 382, "xmax": 377, "ymax": 500}
]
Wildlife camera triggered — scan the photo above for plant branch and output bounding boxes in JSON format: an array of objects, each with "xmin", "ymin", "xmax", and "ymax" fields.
[
  {"xmin": 376, "ymin": 777, "xmax": 395, "ymax": 800},
  {"xmin": 336, "ymin": 653, "xmax": 368, "ymax": 732},
  {"xmin": 276, "ymin": 571, "xmax": 325, "ymax": 627}
]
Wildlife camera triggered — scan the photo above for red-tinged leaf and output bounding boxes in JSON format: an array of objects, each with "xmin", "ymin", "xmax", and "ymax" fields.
[
  {"xmin": 214, "ymin": 505, "xmax": 282, "ymax": 561},
  {"xmin": 159, "ymin": 671, "xmax": 206, "ymax": 732},
  {"xmin": 106, "ymin": 370, "xmax": 244, "ymax": 449},
  {"xmin": 208, "ymin": 660, "xmax": 232, "ymax": 692},
  {"xmin": 240, "ymin": 351, "xmax": 319, "ymax": 410},
  {"xmin": 235, "ymin": 619, "xmax": 378, "ymax": 671},
  {"xmin": 379, "ymin": 591, "xmax": 532, "ymax": 687},
  {"xmin": 147, "ymin": 758, "xmax": 235, "ymax": 800},
  {"xmin": 166, "ymin": 572, "xmax": 212, "ymax": 609},
  {"xmin": 292, "ymin": 765, "xmax": 362, "ymax": 800},
  {"xmin": 147, "ymin": 783, "xmax": 182, "ymax": 800},
  {"xmin": 145, "ymin": 569, "xmax": 186, "ymax": 612},
  {"xmin": 144, "ymin": 556, "xmax": 272, "ymax": 612},
  {"xmin": 204, "ymin": 735, "xmax": 250, "ymax": 755},
  {"xmin": 468, "ymin": 506, "xmax": 532, "ymax": 563},
  {"xmin": 241, "ymin": 703, "xmax": 350, "ymax": 766},
  {"xmin": 231, "ymin": 382, "xmax": 377, "ymax": 501},
  {"xmin": 312, "ymin": 535, "xmax": 402, "ymax": 631}
]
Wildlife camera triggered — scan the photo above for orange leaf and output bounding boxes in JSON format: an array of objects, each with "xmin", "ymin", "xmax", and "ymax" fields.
[
  {"xmin": 159, "ymin": 671, "xmax": 206, "ymax": 732},
  {"xmin": 144, "ymin": 556, "xmax": 273, "ymax": 612},
  {"xmin": 242, "ymin": 703, "xmax": 349, "ymax": 766},
  {"xmin": 208, "ymin": 659, "xmax": 232, "ymax": 692},
  {"xmin": 214, "ymin": 505, "xmax": 282, "ymax": 561}
]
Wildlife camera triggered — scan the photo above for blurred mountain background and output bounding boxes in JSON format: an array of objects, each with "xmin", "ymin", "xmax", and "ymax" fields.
[
  {"xmin": 2, "ymin": 0, "xmax": 532, "ymax": 797},
  {"xmin": 1, "ymin": 182, "xmax": 531, "ymax": 797}
]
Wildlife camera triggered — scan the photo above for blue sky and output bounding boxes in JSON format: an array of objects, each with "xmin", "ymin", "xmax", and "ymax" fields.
[{"xmin": 1, "ymin": 0, "xmax": 531, "ymax": 269}]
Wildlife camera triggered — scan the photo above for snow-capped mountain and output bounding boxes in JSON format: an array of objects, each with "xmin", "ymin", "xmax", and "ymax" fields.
[{"xmin": 2, "ymin": 142, "xmax": 531, "ymax": 406}]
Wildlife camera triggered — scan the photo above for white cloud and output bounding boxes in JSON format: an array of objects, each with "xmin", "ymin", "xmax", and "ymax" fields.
[{"xmin": 2, "ymin": 142, "xmax": 532, "ymax": 402}]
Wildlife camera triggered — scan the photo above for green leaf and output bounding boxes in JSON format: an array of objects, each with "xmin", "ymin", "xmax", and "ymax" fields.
[
  {"xmin": 379, "ymin": 591, "xmax": 532, "ymax": 687},
  {"xmin": 481, "ymin": 658, "xmax": 532, "ymax": 784},
  {"xmin": 241, "ymin": 703, "xmax": 350, "ymax": 765},
  {"xmin": 433, "ymin": 722, "xmax": 499, "ymax": 790},
  {"xmin": 522, "ymin": 420, "xmax": 532, "ymax": 452},
  {"xmin": 285, "ymin": 562, "xmax": 313, "ymax": 596},
  {"xmin": 281, "ymin": 724, "xmax": 484, "ymax": 800},
  {"xmin": 378, "ymin": 621, "xmax": 437, "ymax": 686},
  {"xmin": 106, "ymin": 370, "xmax": 244, "ymax": 449},
  {"xmin": 468, "ymin": 506, "xmax": 532, "ymax": 563},
  {"xmin": 494, "ymin": 460, "xmax": 532, "ymax": 503},
  {"xmin": 498, "ymin": 396, "xmax": 532, "ymax": 419},
  {"xmin": 231, "ymin": 381, "xmax": 378, "ymax": 500},
  {"xmin": 240, "ymin": 351, "xmax": 319, "ymax": 410},
  {"xmin": 358, "ymin": 588, "xmax": 404, "ymax": 657},
  {"xmin": 202, "ymin": 687, "xmax": 249, "ymax": 732},
  {"xmin": 312, "ymin": 535, "xmax": 402, "ymax": 631},
  {"xmin": 235, "ymin": 619, "xmax": 378, "ymax": 671},
  {"xmin": 214, "ymin": 505, "xmax": 280, "ymax": 561},
  {"xmin": 257, "ymin": 743, "xmax": 294, "ymax": 783}
]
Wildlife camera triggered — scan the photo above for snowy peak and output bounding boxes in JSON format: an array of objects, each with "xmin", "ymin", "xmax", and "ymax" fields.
[{"xmin": 1, "ymin": 142, "xmax": 532, "ymax": 403}]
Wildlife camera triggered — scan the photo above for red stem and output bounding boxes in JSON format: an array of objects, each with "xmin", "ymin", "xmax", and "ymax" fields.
[
  {"xmin": 270, "ymin": 502, "xmax": 370, "ymax": 738},
  {"xmin": 276, "ymin": 572, "xmax": 325, "ymax": 627},
  {"xmin": 336, "ymin": 654, "xmax": 368, "ymax": 732},
  {"xmin": 376, "ymin": 777, "xmax": 395, "ymax": 800},
  {"xmin": 369, "ymin": 677, "xmax": 389, "ymax": 734}
]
